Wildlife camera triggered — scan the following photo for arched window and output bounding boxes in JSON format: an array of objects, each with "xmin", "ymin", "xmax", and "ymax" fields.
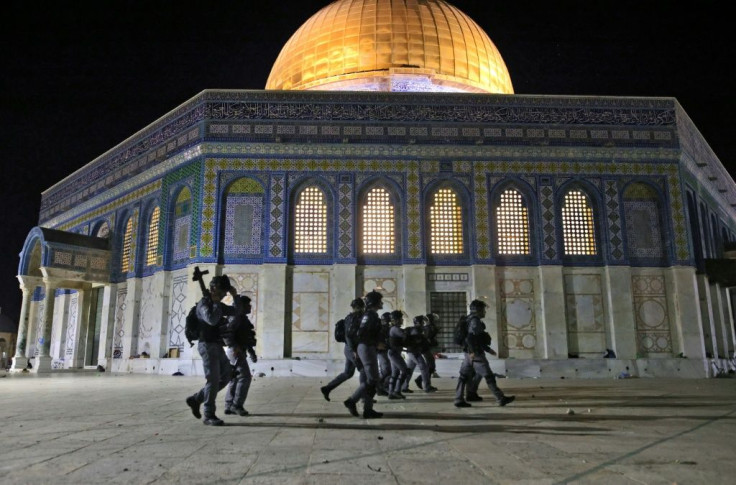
[
  {"xmin": 429, "ymin": 187, "xmax": 463, "ymax": 254},
  {"xmin": 294, "ymin": 186, "xmax": 327, "ymax": 254},
  {"xmin": 145, "ymin": 206, "xmax": 160, "ymax": 266},
  {"xmin": 121, "ymin": 217, "xmax": 134, "ymax": 273},
  {"xmin": 362, "ymin": 187, "xmax": 395, "ymax": 254},
  {"xmin": 222, "ymin": 177, "xmax": 265, "ymax": 258},
  {"xmin": 173, "ymin": 187, "xmax": 192, "ymax": 263},
  {"xmin": 623, "ymin": 183, "xmax": 665, "ymax": 261},
  {"xmin": 561, "ymin": 189, "xmax": 597, "ymax": 256},
  {"xmin": 496, "ymin": 188, "xmax": 530, "ymax": 255}
]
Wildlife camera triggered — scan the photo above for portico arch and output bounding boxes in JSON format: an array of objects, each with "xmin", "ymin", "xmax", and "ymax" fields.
[{"xmin": 12, "ymin": 227, "xmax": 111, "ymax": 373}]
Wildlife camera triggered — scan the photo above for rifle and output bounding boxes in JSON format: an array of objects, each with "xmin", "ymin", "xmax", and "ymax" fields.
[{"xmin": 192, "ymin": 266, "xmax": 211, "ymax": 299}]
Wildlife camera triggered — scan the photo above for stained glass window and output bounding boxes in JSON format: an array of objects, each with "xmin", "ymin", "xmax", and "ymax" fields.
[
  {"xmin": 362, "ymin": 187, "xmax": 395, "ymax": 254},
  {"xmin": 562, "ymin": 190, "xmax": 597, "ymax": 255},
  {"xmin": 295, "ymin": 186, "xmax": 327, "ymax": 253},
  {"xmin": 496, "ymin": 188, "xmax": 529, "ymax": 255},
  {"xmin": 430, "ymin": 188, "xmax": 463, "ymax": 254},
  {"xmin": 145, "ymin": 207, "xmax": 160, "ymax": 266},
  {"xmin": 121, "ymin": 218, "xmax": 134, "ymax": 273}
]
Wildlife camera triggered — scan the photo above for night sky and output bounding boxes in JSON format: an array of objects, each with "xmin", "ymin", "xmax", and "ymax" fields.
[{"xmin": 1, "ymin": 0, "xmax": 732, "ymax": 324}]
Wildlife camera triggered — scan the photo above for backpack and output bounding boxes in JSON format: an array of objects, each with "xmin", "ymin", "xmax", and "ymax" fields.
[
  {"xmin": 344, "ymin": 312, "xmax": 361, "ymax": 345},
  {"xmin": 334, "ymin": 319, "xmax": 346, "ymax": 343},
  {"xmin": 184, "ymin": 306, "xmax": 199, "ymax": 346},
  {"xmin": 453, "ymin": 314, "xmax": 469, "ymax": 346}
]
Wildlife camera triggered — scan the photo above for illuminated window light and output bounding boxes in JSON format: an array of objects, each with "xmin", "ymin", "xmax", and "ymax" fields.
[
  {"xmin": 496, "ymin": 188, "xmax": 529, "ymax": 255},
  {"xmin": 362, "ymin": 187, "xmax": 395, "ymax": 254},
  {"xmin": 430, "ymin": 188, "xmax": 463, "ymax": 254},
  {"xmin": 146, "ymin": 207, "xmax": 160, "ymax": 266},
  {"xmin": 295, "ymin": 186, "xmax": 327, "ymax": 253},
  {"xmin": 121, "ymin": 218, "xmax": 134, "ymax": 273},
  {"xmin": 562, "ymin": 190, "xmax": 597, "ymax": 255}
]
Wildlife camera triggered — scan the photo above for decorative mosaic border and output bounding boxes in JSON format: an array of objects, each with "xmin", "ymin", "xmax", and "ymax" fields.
[{"xmin": 41, "ymin": 90, "xmax": 684, "ymax": 222}]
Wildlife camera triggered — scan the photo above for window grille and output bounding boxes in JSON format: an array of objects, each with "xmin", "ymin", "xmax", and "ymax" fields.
[
  {"xmin": 145, "ymin": 207, "xmax": 160, "ymax": 266},
  {"xmin": 295, "ymin": 186, "xmax": 327, "ymax": 253},
  {"xmin": 121, "ymin": 218, "xmax": 133, "ymax": 273},
  {"xmin": 429, "ymin": 188, "xmax": 463, "ymax": 254},
  {"xmin": 429, "ymin": 291, "xmax": 468, "ymax": 352},
  {"xmin": 562, "ymin": 190, "xmax": 597, "ymax": 255},
  {"xmin": 496, "ymin": 188, "xmax": 529, "ymax": 255},
  {"xmin": 362, "ymin": 187, "xmax": 395, "ymax": 254}
]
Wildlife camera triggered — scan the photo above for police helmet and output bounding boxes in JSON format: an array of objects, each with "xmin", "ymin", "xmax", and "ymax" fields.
[
  {"xmin": 469, "ymin": 299, "xmax": 488, "ymax": 312},
  {"xmin": 210, "ymin": 275, "xmax": 232, "ymax": 292},
  {"xmin": 363, "ymin": 290, "xmax": 383, "ymax": 307}
]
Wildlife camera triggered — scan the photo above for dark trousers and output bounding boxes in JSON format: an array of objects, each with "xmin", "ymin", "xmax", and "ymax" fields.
[
  {"xmin": 388, "ymin": 348, "xmax": 408, "ymax": 394},
  {"xmin": 224, "ymin": 347, "xmax": 252, "ymax": 410},
  {"xmin": 324, "ymin": 345, "xmax": 357, "ymax": 392},
  {"xmin": 349, "ymin": 344, "xmax": 378, "ymax": 411},
  {"xmin": 456, "ymin": 352, "xmax": 505, "ymax": 403},
  {"xmin": 192, "ymin": 341, "xmax": 232, "ymax": 418}
]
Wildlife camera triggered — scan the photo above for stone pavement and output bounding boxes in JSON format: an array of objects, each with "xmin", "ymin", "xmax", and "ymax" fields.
[{"xmin": 1, "ymin": 372, "xmax": 735, "ymax": 484}]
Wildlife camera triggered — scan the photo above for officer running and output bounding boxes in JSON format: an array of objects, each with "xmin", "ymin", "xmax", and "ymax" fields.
[
  {"xmin": 376, "ymin": 311, "xmax": 392, "ymax": 396},
  {"xmin": 320, "ymin": 298, "xmax": 365, "ymax": 401},
  {"xmin": 454, "ymin": 299, "xmax": 515, "ymax": 408},
  {"xmin": 343, "ymin": 290, "xmax": 384, "ymax": 419},
  {"xmin": 387, "ymin": 310, "xmax": 408, "ymax": 400},
  {"xmin": 405, "ymin": 315, "xmax": 436, "ymax": 393}
]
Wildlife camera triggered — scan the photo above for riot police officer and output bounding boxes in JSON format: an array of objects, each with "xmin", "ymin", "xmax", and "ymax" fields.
[
  {"xmin": 454, "ymin": 299, "xmax": 515, "ymax": 408},
  {"xmin": 321, "ymin": 298, "xmax": 365, "ymax": 401},
  {"xmin": 405, "ymin": 315, "xmax": 436, "ymax": 393},
  {"xmin": 343, "ymin": 290, "xmax": 384, "ymax": 419},
  {"xmin": 376, "ymin": 312, "xmax": 392, "ymax": 396},
  {"xmin": 185, "ymin": 275, "xmax": 239, "ymax": 425},
  {"xmin": 222, "ymin": 295, "xmax": 257, "ymax": 417},
  {"xmin": 387, "ymin": 310, "xmax": 408, "ymax": 399}
]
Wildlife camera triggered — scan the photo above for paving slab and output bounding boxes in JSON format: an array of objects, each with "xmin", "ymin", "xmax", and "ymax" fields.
[{"xmin": 0, "ymin": 373, "xmax": 735, "ymax": 484}]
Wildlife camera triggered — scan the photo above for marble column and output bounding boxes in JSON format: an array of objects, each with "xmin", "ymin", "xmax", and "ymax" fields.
[
  {"xmin": 10, "ymin": 278, "xmax": 38, "ymax": 372},
  {"xmin": 31, "ymin": 278, "xmax": 58, "ymax": 373},
  {"xmin": 538, "ymin": 265, "xmax": 567, "ymax": 359},
  {"xmin": 604, "ymin": 266, "xmax": 637, "ymax": 359},
  {"xmin": 668, "ymin": 267, "xmax": 705, "ymax": 360},
  {"xmin": 472, "ymin": 265, "xmax": 499, "ymax": 356},
  {"xmin": 70, "ymin": 287, "xmax": 93, "ymax": 368},
  {"xmin": 330, "ymin": 264, "xmax": 357, "ymax": 359},
  {"xmin": 260, "ymin": 264, "xmax": 287, "ymax": 359},
  {"xmin": 96, "ymin": 284, "xmax": 118, "ymax": 369},
  {"xmin": 402, "ymin": 265, "xmax": 427, "ymax": 323}
]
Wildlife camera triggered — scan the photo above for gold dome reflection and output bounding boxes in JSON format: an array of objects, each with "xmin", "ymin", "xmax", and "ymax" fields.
[{"xmin": 266, "ymin": 0, "xmax": 514, "ymax": 94}]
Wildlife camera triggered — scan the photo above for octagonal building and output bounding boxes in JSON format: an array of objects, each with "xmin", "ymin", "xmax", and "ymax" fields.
[{"xmin": 12, "ymin": 0, "xmax": 736, "ymax": 378}]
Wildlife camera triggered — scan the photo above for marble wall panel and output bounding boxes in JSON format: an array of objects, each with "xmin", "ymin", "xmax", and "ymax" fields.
[
  {"xmin": 632, "ymin": 272, "xmax": 673, "ymax": 356},
  {"xmin": 292, "ymin": 271, "xmax": 329, "ymax": 353},
  {"xmin": 136, "ymin": 276, "xmax": 161, "ymax": 357},
  {"xmin": 564, "ymin": 274, "xmax": 606, "ymax": 357},
  {"xmin": 499, "ymin": 276, "xmax": 537, "ymax": 357},
  {"xmin": 113, "ymin": 288, "xmax": 127, "ymax": 358}
]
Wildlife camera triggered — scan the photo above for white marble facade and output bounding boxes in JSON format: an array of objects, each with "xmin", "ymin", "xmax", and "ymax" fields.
[{"xmin": 15, "ymin": 262, "xmax": 736, "ymax": 378}]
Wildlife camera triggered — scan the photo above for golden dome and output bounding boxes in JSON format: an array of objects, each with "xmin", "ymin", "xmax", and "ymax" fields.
[{"xmin": 266, "ymin": 0, "xmax": 514, "ymax": 94}]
